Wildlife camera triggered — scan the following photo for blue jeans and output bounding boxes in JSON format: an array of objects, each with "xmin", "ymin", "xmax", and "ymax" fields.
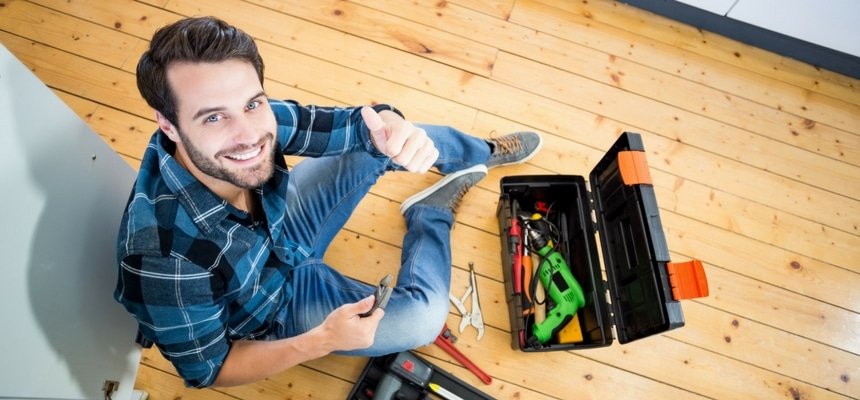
[{"xmin": 275, "ymin": 124, "xmax": 491, "ymax": 355}]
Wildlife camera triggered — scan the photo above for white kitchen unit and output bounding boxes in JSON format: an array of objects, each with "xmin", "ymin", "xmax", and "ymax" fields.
[{"xmin": 0, "ymin": 43, "xmax": 142, "ymax": 400}]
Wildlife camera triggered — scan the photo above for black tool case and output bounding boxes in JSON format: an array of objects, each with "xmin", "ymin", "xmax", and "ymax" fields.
[
  {"xmin": 497, "ymin": 132, "xmax": 708, "ymax": 351},
  {"xmin": 348, "ymin": 351, "xmax": 494, "ymax": 400}
]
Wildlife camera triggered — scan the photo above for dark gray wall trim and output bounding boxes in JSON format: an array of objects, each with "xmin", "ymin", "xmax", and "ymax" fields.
[{"xmin": 621, "ymin": 0, "xmax": 860, "ymax": 80}]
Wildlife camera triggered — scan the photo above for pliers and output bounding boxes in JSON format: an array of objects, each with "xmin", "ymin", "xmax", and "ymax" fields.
[{"xmin": 449, "ymin": 262, "xmax": 485, "ymax": 340}]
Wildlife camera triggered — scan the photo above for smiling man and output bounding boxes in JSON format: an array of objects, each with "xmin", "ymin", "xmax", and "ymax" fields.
[{"xmin": 114, "ymin": 17, "xmax": 542, "ymax": 388}]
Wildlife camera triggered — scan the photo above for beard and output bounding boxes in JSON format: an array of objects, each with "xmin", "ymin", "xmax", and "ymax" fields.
[{"xmin": 178, "ymin": 129, "xmax": 277, "ymax": 189}]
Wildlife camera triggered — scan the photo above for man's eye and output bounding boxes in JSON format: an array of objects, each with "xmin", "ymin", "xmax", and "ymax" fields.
[
  {"xmin": 247, "ymin": 100, "xmax": 260, "ymax": 111},
  {"xmin": 205, "ymin": 114, "xmax": 222, "ymax": 123}
]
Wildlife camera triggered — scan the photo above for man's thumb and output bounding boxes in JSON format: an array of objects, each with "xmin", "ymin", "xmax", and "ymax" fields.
[
  {"xmin": 361, "ymin": 106, "xmax": 388, "ymax": 152},
  {"xmin": 353, "ymin": 295, "xmax": 376, "ymax": 315},
  {"xmin": 361, "ymin": 106, "xmax": 385, "ymax": 132}
]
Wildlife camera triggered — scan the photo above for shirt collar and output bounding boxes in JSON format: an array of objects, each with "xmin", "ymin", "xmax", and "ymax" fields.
[
  {"xmin": 150, "ymin": 131, "xmax": 289, "ymax": 237},
  {"xmin": 153, "ymin": 131, "xmax": 233, "ymax": 235}
]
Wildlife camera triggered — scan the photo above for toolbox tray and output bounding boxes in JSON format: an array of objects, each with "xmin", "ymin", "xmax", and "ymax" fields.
[
  {"xmin": 497, "ymin": 132, "xmax": 707, "ymax": 351},
  {"xmin": 348, "ymin": 351, "xmax": 493, "ymax": 400}
]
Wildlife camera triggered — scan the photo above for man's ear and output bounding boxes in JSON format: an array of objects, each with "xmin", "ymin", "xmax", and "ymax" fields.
[{"xmin": 155, "ymin": 111, "xmax": 181, "ymax": 143}]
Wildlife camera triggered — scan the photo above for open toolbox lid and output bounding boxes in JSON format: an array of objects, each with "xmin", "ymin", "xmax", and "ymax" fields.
[{"xmin": 588, "ymin": 132, "xmax": 708, "ymax": 343}]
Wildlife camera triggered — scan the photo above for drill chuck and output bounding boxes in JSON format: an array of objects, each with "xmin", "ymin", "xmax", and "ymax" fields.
[{"xmin": 527, "ymin": 228, "xmax": 548, "ymax": 250}]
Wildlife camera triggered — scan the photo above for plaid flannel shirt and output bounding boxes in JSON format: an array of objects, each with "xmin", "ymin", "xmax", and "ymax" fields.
[{"xmin": 114, "ymin": 100, "xmax": 399, "ymax": 387}]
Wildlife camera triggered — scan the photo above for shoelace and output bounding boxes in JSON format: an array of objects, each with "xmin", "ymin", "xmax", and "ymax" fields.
[
  {"xmin": 491, "ymin": 135, "xmax": 524, "ymax": 156},
  {"xmin": 449, "ymin": 184, "xmax": 471, "ymax": 214}
]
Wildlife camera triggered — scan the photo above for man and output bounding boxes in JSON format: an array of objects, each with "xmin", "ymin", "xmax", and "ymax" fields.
[{"xmin": 115, "ymin": 16, "xmax": 542, "ymax": 388}]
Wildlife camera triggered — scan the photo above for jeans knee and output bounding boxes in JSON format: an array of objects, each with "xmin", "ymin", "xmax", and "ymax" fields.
[
  {"xmin": 420, "ymin": 295, "xmax": 449, "ymax": 342},
  {"xmin": 398, "ymin": 292, "xmax": 448, "ymax": 346}
]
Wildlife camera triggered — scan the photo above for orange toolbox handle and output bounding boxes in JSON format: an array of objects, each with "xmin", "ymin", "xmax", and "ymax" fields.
[
  {"xmin": 667, "ymin": 260, "xmax": 709, "ymax": 300},
  {"xmin": 618, "ymin": 150, "xmax": 653, "ymax": 186}
]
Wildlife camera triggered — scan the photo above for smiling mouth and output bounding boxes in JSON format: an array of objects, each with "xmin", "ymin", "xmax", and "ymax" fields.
[
  {"xmin": 225, "ymin": 146, "xmax": 262, "ymax": 161},
  {"xmin": 221, "ymin": 136, "xmax": 270, "ymax": 163}
]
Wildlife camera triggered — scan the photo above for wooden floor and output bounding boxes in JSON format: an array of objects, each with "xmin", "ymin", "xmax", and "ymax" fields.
[{"xmin": 3, "ymin": 0, "xmax": 859, "ymax": 398}]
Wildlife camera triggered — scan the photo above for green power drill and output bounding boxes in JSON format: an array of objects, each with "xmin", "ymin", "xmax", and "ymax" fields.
[{"xmin": 526, "ymin": 217, "xmax": 586, "ymax": 345}]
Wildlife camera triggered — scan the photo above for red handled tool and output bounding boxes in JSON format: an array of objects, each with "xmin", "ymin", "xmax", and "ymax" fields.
[
  {"xmin": 509, "ymin": 216, "xmax": 523, "ymax": 294},
  {"xmin": 434, "ymin": 325, "xmax": 492, "ymax": 384}
]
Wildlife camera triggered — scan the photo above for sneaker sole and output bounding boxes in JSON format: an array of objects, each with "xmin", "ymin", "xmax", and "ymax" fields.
[
  {"xmin": 400, "ymin": 164, "xmax": 489, "ymax": 215},
  {"xmin": 489, "ymin": 133, "xmax": 544, "ymax": 168}
]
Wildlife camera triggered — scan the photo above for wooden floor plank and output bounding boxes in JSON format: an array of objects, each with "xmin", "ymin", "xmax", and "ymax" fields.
[
  {"xmin": 661, "ymin": 211, "xmax": 860, "ymax": 309},
  {"xmin": 511, "ymin": 0, "xmax": 860, "ymax": 134},
  {"xmin": 139, "ymin": 347, "xmax": 358, "ymax": 399},
  {"xmin": 247, "ymin": 0, "xmax": 499, "ymax": 77},
  {"xmin": 490, "ymin": 51, "xmax": 860, "ymax": 199},
  {"xmin": 0, "ymin": 0, "xmax": 147, "ymax": 72},
  {"xmin": 451, "ymin": 0, "xmax": 515, "ymax": 20},
  {"xmin": 134, "ymin": 364, "xmax": 240, "ymax": 400},
  {"xmin": 674, "ymin": 302, "xmax": 860, "ymax": 398},
  {"xmin": 0, "ymin": 31, "xmax": 149, "ymax": 116},
  {"xmin": 533, "ymin": 0, "xmax": 860, "ymax": 107},
  {"xmin": 580, "ymin": 333, "xmax": 853, "ymax": 400},
  {"xmin": 33, "ymin": 0, "xmax": 180, "ymax": 41}
]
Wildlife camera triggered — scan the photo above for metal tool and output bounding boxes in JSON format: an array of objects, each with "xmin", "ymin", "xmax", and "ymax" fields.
[
  {"xmin": 434, "ymin": 325, "xmax": 492, "ymax": 384},
  {"xmin": 448, "ymin": 262, "xmax": 484, "ymax": 340},
  {"xmin": 449, "ymin": 290, "xmax": 470, "ymax": 331},
  {"xmin": 361, "ymin": 274, "xmax": 393, "ymax": 318}
]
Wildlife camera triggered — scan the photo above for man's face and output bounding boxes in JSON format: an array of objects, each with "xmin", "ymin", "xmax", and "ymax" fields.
[{"xmin": 159, "ymin": 59, "xmax": 277, "ymax": 191}]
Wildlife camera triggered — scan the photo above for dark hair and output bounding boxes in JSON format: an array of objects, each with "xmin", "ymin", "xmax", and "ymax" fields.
[{"xmin": 136, "ymin": 17, "xmax": 265, "ymax": 127}]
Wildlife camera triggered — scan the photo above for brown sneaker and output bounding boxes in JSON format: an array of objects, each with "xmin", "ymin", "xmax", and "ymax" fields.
[
  {"xmin": 400, "ymin": 165, "xmax": 488, "ymax": 215},
  {"xmin": 486, "ymin": 131, "xmax": 543, "ymax": 168}
]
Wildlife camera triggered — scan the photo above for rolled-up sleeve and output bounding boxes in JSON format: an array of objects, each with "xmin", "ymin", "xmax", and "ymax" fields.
[{"xmin": 269, "ymin": 99, "xmax": 404, "ymax": 158}]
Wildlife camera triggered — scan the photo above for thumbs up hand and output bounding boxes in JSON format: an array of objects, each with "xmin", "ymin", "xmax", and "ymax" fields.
[{"xmin": 361, "ymin": 106, "xmax": 438, "ymax": 173}]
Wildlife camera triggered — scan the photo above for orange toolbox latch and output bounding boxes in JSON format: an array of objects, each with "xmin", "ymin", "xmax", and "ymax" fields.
[
  {"xmin": 618, "ymin": 150, "xmax": 653, "ymax": 186},
  {"xmin": 666, "ymin": 259, "xmax": 709, "ymax": 300}
]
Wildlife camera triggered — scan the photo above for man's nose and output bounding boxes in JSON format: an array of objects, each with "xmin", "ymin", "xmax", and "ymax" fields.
[{"xmin": 232, "ymin": 114, "xmax": 258, "ymax": 144}]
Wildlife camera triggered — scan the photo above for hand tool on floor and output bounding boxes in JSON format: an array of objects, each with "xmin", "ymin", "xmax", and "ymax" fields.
[
  {"xmin": 448, "ymin": 262, "xmax": 484, "ymax": 340},
  {"xmin": 434, "ymin": 325, "xmax": 492, "ymax": 384}
]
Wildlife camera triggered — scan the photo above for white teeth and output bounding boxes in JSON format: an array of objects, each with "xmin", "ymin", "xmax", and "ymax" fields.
[{"xmin": 227, "ymin": 146, "xmax": 261, "ymax": 161}]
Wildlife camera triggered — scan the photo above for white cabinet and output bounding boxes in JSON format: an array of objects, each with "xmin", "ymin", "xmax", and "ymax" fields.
[{"xmin": 0, "ymin": 44, "xmax": 141, "ymax": 399}]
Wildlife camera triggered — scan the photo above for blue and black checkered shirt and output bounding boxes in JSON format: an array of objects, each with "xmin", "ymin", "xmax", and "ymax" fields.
[{"xmin": 114, "ymin": 100, "xmax": 399, "ymax": 387}]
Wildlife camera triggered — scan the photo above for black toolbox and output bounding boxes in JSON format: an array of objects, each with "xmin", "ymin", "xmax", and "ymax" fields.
[
  {"xmin": 497, "ymin": 132, "xmax": 708, "ymax": 351},
  {"xmin": 348, "ymin": 351, "xmax": 493, "ymax": 400}
]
